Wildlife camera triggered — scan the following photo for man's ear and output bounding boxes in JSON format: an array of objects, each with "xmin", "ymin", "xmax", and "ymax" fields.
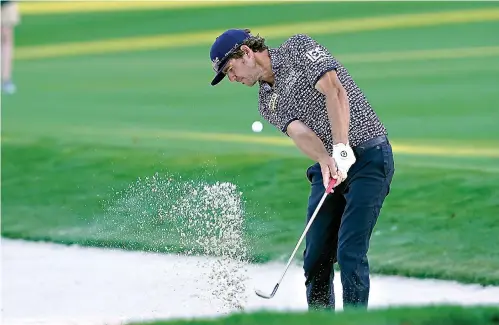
[{"xmin": 240, "ymin": 45, "xmax": 252, "ymax": 58}]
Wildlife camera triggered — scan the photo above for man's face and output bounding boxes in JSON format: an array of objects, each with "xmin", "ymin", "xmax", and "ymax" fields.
[{"xmin": 223, "ymin": 47, "xmax": 260, "ymax": 87}]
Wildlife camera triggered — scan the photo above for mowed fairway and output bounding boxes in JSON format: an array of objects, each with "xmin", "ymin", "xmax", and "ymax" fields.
[{"xmin": 2, "ymin": 0, "xmax": 499, "ymax": 291}]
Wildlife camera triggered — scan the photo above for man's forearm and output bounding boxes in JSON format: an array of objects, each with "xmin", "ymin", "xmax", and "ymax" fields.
[
  {"xmin": 325, "ymin": 88, "xmax": 350, "ymax": 145},
  {"xmin": 288, "ymin": 122, "xmax": 330, "ymax": 163}
]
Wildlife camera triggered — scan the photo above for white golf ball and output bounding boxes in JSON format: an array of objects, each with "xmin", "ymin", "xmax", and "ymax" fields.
[{"xmin": 252, "ymin": 121, "xmax": 263, "ymax": 133}]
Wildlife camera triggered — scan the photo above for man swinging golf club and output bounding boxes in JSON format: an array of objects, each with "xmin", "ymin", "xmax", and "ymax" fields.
[{"xmin": 209, "ymin": 29, "xmax": 395, "ymax": 310}]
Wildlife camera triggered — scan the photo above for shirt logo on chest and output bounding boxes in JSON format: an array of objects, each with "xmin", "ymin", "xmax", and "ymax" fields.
[{"xmin": 269, "ymin": 93, "xmax": 278, "ymax": 111}]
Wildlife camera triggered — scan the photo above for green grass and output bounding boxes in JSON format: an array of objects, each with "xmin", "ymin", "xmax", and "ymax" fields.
[
  {"xmin": 2, "ymin": 139, "xmax": 499, "ymax": 284},
  {"xmin": 2, "ymin": 1, "xmax": 499, "ymax": 288},
  {"xmin": 17, "ymin": 1, "xmax": 499, "ymax": 46},
  {"xmin": 129, "ymin": 306, "xmax": 499, "ymax": 325}
]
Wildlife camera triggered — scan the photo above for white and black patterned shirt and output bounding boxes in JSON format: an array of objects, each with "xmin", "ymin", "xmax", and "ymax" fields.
[{"xmin": 258, "ymin": 34, "xmax": 387, "ymax": 154}]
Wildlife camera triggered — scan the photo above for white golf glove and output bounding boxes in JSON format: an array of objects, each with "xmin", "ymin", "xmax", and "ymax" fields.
[{"xmin": 332, "ymin": 143, "xmax": 356, "ymax": 182}]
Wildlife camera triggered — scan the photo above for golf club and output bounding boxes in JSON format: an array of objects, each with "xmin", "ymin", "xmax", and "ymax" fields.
[{"xmin": 255, "ymin": 177, "xmax": 337, "ymax": 299}]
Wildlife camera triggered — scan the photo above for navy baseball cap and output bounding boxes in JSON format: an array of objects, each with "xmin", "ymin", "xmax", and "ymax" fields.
[{"xmin": 210, "ymin": 29, "xmax": 251, "ymax": 86}]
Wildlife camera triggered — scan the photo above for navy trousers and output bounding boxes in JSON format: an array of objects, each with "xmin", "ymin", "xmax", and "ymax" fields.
[{"xmin": 303, "ymin": 136, "xmax": 395, "ymax": 310}]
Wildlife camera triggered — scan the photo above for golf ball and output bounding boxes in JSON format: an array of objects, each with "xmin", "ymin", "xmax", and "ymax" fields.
[{"xmin": 252, "ymin": 121, "xmax": 263, "ymax": 133}]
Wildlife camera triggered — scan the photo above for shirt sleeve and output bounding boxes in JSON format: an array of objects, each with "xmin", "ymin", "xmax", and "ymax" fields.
[{"xmin": 285, "ymin": 34, "xmax": 340, "ymax": 88}]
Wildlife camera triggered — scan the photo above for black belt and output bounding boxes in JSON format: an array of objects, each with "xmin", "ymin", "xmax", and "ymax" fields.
[{"xmin": 352, "ymin": 135, "xmax": 388, "ymax": 156}]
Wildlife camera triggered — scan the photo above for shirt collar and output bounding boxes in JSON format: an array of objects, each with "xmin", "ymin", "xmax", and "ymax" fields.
[
  {"xmin": 268, "ymin": 47, "xmax": 284, "ymax": 71},
  {"xmin": 259, "ymin": 47, "xmax": 283, "ymax": 90}
]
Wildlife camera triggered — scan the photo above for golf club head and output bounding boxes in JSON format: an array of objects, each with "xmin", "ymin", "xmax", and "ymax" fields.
[
  {"xmin": 255, "ymin": 283, "xmax": 279, "ymax": 299},
  {"xmin": 255, "ymin": 289, "xmax": 273, "ymax": 299}
]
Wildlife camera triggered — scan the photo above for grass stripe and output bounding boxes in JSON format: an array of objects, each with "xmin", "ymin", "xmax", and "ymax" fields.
[
  {"xmin": 15, "ymin": 8, "xmax": 499, "ymax": 60},
  {"xmin": 344, "ymin": 46, "xmax": 499, "ymax": 63},
  {"xmin": 395, "ymin": 160, "xmax": 499, "ymax": 174},
  {"xmin": 19, "ymin": 0, "xmax": 289, "ymax": 15},
  {"xmin": 62, "ymin": 126, "xmax": 499, "ymax": 159},
  {"xmin": 4, "ymin": 128, "xmax": 498, "ymax": 163}
]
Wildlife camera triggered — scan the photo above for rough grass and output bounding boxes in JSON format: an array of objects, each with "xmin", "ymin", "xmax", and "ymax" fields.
[
  {"xmin": 128, "ymin": 305, "xmax": 499, "ymax": 325},
  {"xmin": 2, "ymin": 140, "xmax": 499, "ymax": 285}
]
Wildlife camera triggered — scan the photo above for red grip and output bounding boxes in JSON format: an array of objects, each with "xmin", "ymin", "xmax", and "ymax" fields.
[{"xmin": 326, "ymin": 178, "xmax": 337, "ymax": 193}]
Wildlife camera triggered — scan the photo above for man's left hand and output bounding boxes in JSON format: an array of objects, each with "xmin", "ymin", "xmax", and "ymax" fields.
[{"xmin": 332, "ymin": 143, "xmax": 356, "ymax": 182}]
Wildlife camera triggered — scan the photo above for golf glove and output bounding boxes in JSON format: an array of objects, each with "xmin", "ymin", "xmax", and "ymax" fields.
[{"xmin": 332, "ymin": 143, "xmax": 356, "ymax": 181}]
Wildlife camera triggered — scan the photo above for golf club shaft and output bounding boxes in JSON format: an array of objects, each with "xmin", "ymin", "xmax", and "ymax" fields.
[{"xmin": 275, "ymin": 178, "xmax": 336, "ymax": 285}]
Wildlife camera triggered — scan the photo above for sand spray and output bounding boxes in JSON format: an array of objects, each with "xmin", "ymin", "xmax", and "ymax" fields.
[{"xmin": 103, "ymin": 172, "xmax": 252, "ymax": 313}]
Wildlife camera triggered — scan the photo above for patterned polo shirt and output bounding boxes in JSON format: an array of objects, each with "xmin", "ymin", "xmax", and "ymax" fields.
[{"xmin": 258, "ymin": 34, "xmax": 387, "ymax": 155}]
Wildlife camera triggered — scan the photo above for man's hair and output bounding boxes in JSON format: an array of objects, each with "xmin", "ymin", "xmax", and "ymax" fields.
[{"xmin": 229, "ymin": 29, "xmax": 268, "ymax": 59}]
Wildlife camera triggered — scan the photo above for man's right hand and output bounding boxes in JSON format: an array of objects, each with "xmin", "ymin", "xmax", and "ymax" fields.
[
  {"xmin": 285, "ymin": 120, "xmax": 345, "ymax": 189},
  {"xmin": 318, "ymin": 156, "xmax": 343, "ymax": 189}
]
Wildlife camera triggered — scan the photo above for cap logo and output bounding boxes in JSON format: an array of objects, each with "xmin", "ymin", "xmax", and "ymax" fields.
[
  {"xmin": 212, "ymin": 41, "xmax": 246, "ymax": 73},
  {"xmin": 212, "ymin": 57, "xmax": 220, "ymax": 73}
]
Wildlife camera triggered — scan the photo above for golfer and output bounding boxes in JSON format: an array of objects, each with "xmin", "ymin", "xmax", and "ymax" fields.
[
  {"xmin": 209, "ymin": 29, "xmax": 395, "ymax": 310},
  {"xmin": 1, "ymin": 0, "xmax": 20, "ymax": 94}
]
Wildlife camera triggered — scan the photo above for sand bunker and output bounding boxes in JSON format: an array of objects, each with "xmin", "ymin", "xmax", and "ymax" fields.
[{"xmin": 2, "ymin": 238, "xmax": 499, "ymax": 325}]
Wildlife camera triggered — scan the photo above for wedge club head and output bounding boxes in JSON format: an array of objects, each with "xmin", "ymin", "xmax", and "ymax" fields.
[{"xmin": 255, "ymin": 283, "xmax": 279, "ymax": 299}]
